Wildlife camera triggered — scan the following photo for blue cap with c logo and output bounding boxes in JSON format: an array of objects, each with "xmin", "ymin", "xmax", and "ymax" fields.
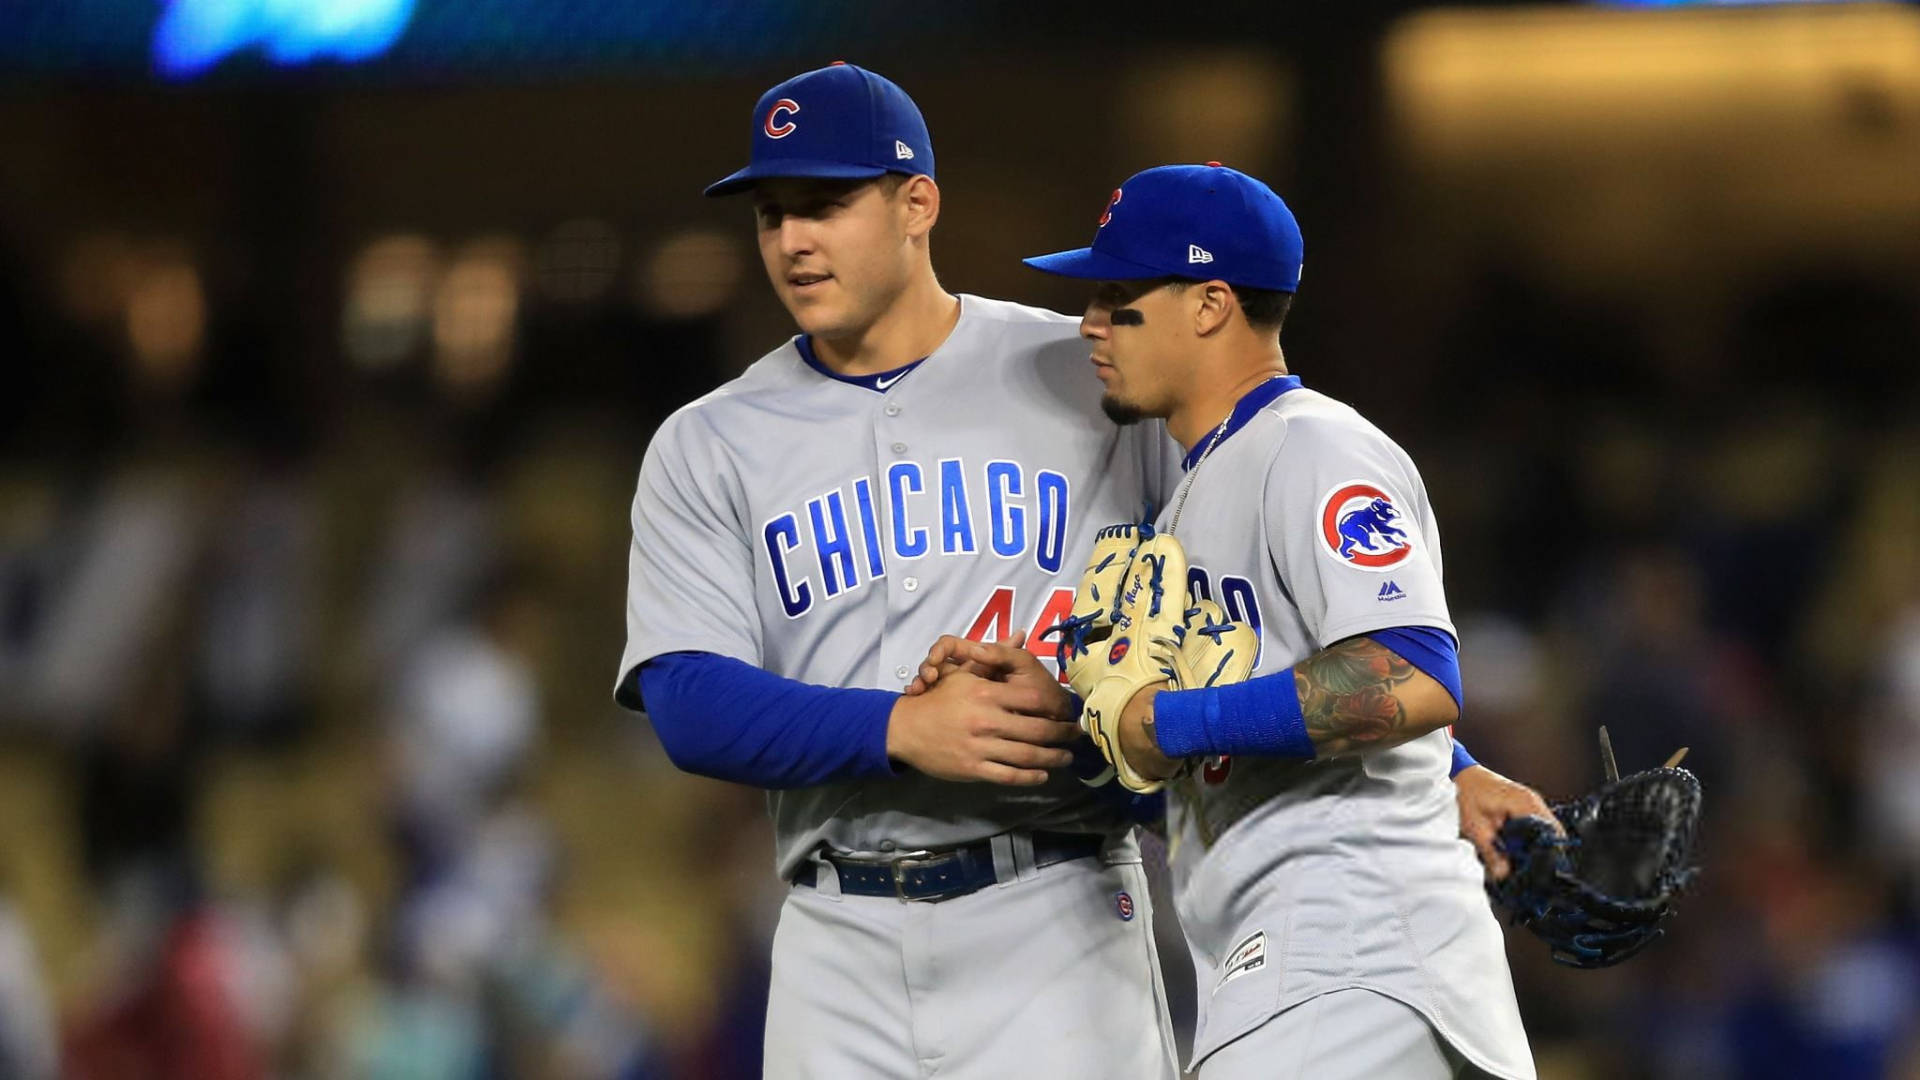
[
  {"xmin": 705, "ymin": 63, "xmax": 935, "ymax": 197},
  {"xmin": 1023, "ymin": 163, "xmax": 1302, "ymax": 293}
]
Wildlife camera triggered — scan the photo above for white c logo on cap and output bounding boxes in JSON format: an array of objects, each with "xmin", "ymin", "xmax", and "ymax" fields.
[{"xmin": 765, "ymin": 98, "xmax": 800, "ymax": 139}]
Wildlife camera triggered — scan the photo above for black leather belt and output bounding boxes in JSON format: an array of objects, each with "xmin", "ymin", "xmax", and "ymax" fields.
[{"xmin": 792, "ymin": 831, "xmax": 1106, "ymax": 902}]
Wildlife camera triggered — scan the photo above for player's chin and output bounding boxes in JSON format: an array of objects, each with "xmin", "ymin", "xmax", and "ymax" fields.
[
  {"xmin": 1100, "ymin": 393, "xmax": 1149, "ymax": 427},
  {"xmin": 786, "ymin": 298, "xmax": 853, "ymax": 338}
]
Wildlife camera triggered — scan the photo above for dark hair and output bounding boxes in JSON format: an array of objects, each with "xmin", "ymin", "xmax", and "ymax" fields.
[
  {"xmin": 1162, "ymin": 278, "xmax": 1292, "ymax": 335},
  {"xmin": 1232, "ymin": 286, "xmax": 1292, "ymax": 334}
]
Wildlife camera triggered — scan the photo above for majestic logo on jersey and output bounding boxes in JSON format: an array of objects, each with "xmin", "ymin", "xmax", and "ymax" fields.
[
  {"xmin": 1114, "ymin": 891, "xmax": 1135, "ymax": 921},
  {"xmin": 1317, "ymin": 481, "xmax": 1413, "ymax": 571},
  {"xmin": 1377, "ymin": 580, "xmax": 1405, "ymax": 601},
  {"xmin": 1097, "ymin": 187, "xmax": 1123, "ymax": 227},
  {"xmin": 761, "ymin": 460, "xmax": 1072, "ymax": 619},
  {"xmin": 764, "ymin": 98, "xmax": 800, "ymax": 138}
]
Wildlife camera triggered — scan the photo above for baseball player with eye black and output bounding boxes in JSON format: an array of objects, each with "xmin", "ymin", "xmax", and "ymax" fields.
[
  {"xmin": 1007, "ymin": 165, "xmax": 1537, "ymax": 1078},
  {"xmin": 619, "ymin": 62, "xmax": 1548, "ymax": 1078}
]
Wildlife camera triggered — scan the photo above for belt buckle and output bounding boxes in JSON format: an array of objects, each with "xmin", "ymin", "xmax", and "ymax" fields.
[{"xmin": 890, "ymin": 850, "xmax": 937, "ymax": 900}]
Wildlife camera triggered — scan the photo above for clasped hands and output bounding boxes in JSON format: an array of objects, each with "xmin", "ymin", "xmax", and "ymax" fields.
[{"xmin": 884, "ymin": 632, "xmax": 1093, "ymax": 787}]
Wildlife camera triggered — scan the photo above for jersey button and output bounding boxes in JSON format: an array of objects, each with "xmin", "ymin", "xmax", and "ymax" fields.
[
  {"xmin": 894, "ymin": 666, "xmax": 910, "ymax": 681},
  {"xmin": 884, "ymin": 404, "xmax": 901, "ymax": 417},
  {"xmin": 879, "ymin": 839, "xmax": 897, "ymax": 852},
  {"xmin": 903, "ymin": 576, "xmax": 919, "ymax": 592},
  {"xmin": 890, "ymin": 442, "xmax": 907, "ymax": 453}
]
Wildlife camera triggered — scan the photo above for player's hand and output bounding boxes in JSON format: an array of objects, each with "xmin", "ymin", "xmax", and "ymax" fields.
[
  {"xmin": 1116, "ymin": 684, "xmax": 1182, "ymax": 782},
  {"xmin": 1455, "ymin": 764, "xmax": 1562, "ymax": 881},
  {"xmin": 908, "ymin": 631, "xmax": 1073, "ymax": 721},
  {"xmin": 906, "ymin": 632, "xmax": 1003, "ymax": 694},
  {"xmin": 886, "ymin": 667, "xmax": 1082, "ymax": 786}
]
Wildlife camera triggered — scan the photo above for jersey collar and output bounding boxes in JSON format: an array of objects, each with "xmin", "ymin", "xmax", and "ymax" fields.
[
  {"xmin": 795, "ymin": 335, "xmax": 928, "ymax": 393},
  {"xmin": 1180, "ymin": 373, "xmax": 1303, "ymax": 471}
]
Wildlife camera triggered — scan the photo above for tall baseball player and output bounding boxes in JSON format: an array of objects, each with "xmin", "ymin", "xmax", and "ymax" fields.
[
  {"xmin": 1015, "ymin": 164, "xmax": 1537, "ymax": 1078},
  {"xmin": 620, "ymin": 64, "xmax": 1545, "ymax": 1077},
  {"xmin": 618, "ymin": 62, "xmax": 1183, "ymax": 1079}
]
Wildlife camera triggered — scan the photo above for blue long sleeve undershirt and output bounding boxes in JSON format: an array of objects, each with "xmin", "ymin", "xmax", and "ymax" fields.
[{"xmin": 631, "ymin": 652, "xmax": 899, "ymax": 789}]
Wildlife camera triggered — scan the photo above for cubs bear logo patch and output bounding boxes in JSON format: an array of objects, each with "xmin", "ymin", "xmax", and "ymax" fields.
[{"xmin": 1316, "ymin": 480, "xmax": 1413, "ymax": 571}]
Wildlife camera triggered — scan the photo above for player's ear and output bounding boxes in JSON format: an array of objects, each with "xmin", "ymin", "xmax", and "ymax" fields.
[
  {"xmin": 900, "ymin": 175, "xmax": 940, "ymax": 238},
  {"xmin": 1193, "ymin": 281, "xmax": 1235, "ymax": 337}
]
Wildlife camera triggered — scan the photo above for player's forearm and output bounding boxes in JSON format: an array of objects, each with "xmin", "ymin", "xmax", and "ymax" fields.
[
  {"xmin": 636, "ymin": 652, "xmax": 899, "ymax": 788},
  {"xmin": 1147, "ymin": 636, "xmax": 1457, "ymax": 762},
  {"xmin": 1296, "ymin": 637, "xmax": 1458, "ymax": 756}
]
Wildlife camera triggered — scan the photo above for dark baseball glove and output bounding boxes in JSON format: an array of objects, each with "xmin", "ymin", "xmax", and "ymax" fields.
[{"xmin": 1488, "ymin": 763, "xmax": 1703, "ymax": 969}]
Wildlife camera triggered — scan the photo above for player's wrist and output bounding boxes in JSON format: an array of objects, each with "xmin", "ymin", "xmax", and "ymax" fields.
[
  {"xmin": 1152, "ymin": 668, "xmax": 1316, "ymax": 760},
  {"xmin": 883, "ymin": 693, "xmax": 924, "ymax": 768},
  {"xmin": 1119, "ymin": 685, "xmax": 1179, "ymax": 780}
]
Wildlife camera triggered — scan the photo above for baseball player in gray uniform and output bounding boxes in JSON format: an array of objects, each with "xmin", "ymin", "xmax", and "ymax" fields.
[
  {"xmin": 618, "ymin": 63, "xmax": 1183, "ymax": 1078},
  {"xmin": 622, "ymin": 63, "xmax": 1549, "ymax": 1078},
  {"xmin": 1017, "ymin": 164, "xmax": 1537, "ymax": 1078}
]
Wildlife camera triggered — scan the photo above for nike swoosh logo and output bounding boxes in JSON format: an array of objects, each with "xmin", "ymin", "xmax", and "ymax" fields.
[{"xmin": 875, "ymin": 372, "xmax": 906, "ymax": 390}]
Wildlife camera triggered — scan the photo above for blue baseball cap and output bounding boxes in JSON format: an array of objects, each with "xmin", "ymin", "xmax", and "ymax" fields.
[
  {"xmin": 704, "ymin": 62, "xmax": 935, "ymax": 197},
  {"xmin": 1023, "ymin": 163, "xmax": 1302, "ymax": 292}
]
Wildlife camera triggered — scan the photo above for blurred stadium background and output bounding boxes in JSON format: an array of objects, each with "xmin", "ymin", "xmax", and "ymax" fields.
[{"xmin": 1, "ymin": 1, "xmax": 1917, "ymax": 1077}]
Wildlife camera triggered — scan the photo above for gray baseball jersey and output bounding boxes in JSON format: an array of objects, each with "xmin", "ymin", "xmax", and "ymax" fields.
[
  {"xmin": 619, "ymin": 295, "xmax": 1180, "ymax": 878},
  {"xmin": 1159, "ymin": 379, "xmax": 1535, "ymax": 1079}
]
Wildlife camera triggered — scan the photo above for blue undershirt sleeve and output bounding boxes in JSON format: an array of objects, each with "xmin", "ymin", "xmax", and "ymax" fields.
[
  {"xmin": 1450, "ymin": 739, "xmax": 1478, "ymax": 777},
  {"xmin": 1370, "ymin": 627, "xmax": 1477, "ymax": 776},
  {"xmin": 633, "ymin": 651, "xmax": 899, "ymax": 789},
  {"xmin": 1367, "ymin": 626, "xmax": 1463, "ymax": 715}
]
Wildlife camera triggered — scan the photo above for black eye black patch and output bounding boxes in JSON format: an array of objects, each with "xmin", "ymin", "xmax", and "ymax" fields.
[{"xmin": 1110, "ymin": 307, "xmax": 1145, "ymax": 326}]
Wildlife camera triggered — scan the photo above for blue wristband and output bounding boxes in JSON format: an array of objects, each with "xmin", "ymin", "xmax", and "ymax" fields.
[
  {"xmin": 1151, "ymin": 667, "xmax": 1316, "ymax": 760},
  {"xmin": 1450, "ymin": 739, "xmax": 1478, "ymax": 778}
]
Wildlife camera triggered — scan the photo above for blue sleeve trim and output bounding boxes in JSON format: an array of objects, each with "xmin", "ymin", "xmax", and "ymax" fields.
[
  {"xmin": 1368, "ymin": 626, "xmax": 1463, "ymax": 715},
  {"xmin": 636, "ymin": 651, "xmax": 898, "ymax": 789},
  {"xmin": 1450, "ymin": 739, "xmax": 1478, "ymax": 778},
  {"xmin": 1152, "ymin": 668, "xmax": 1314, "ymax": 760}
]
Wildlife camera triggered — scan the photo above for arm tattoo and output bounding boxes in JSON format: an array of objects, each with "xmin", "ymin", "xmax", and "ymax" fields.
[{"xmin": 1294, "ymin": 637, "xmax": 1418, "ymax": 757}]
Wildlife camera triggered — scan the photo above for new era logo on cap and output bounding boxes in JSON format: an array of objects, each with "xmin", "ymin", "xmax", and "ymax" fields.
[
  {"xmin": 1188, "ymin": 244, "xmax": 1214, "ymax": 265},
  {"xmin": 894, "ymin": 139, "xmax": 914, "ymax": 160}
]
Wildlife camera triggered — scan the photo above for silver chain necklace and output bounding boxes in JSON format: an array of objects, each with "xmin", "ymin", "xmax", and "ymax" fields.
[{"xmin": 1165, "ymin": 412, "xmax": 1232, "ymax": 536}]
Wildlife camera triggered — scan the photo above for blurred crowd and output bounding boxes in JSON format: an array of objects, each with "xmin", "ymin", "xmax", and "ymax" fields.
[
  {"xmin": 2, "ymin": 73, "xmax": 1920, "ymax": 1080},
  {"xmin": 0, "ymin": 230, "xmax": 766, "ymax": 1076}
]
